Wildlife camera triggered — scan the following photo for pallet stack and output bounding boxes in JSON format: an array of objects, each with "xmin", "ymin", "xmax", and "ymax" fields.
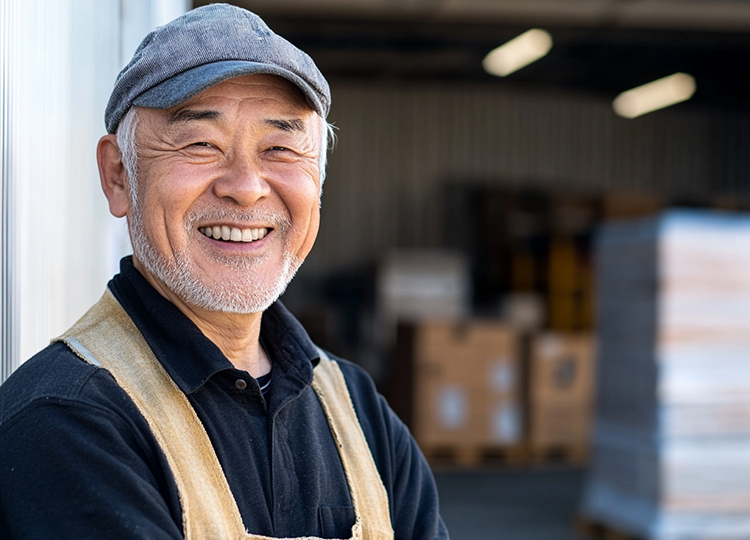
[
  {"xmin": 395, "ymin": 320, "xmax": 596, "ymax": 468},
  {"xmin": 580, "ymin": 210, "xmax": 750, "ymax": 540}
]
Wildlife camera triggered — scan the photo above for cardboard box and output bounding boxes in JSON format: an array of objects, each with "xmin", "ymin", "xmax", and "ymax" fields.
[
  {"xmin": 529, "ymin": 400, "xmax": 592, "ymax": 449},
  {"xmin": 410, "ymin": 321, "xmax": 522, "ymax": 448},
  {"xmin": 529, "ymin": 332, "xmax": 595, "ymax": 403},
  {"xmin": 528, "ymin": 332, "xmax": 595, "ymax": 449}
]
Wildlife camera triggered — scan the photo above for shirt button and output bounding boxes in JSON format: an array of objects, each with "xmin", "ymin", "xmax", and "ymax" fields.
[{"xmin": 235, "ymin": 379, "xmax": 247, "ymax": 390}]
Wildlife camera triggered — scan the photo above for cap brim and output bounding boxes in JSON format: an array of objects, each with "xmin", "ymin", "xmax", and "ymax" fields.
[{"xmin": 133, "ymin": 60, "xmax": 325, "ymax": 117}]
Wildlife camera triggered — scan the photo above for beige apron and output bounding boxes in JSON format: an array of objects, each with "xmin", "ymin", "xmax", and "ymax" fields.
[{"xmin": 55, "ymin": 290, "xmax": 394, "ymax": 540}]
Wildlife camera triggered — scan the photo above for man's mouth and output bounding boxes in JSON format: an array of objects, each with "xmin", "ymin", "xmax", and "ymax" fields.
[{"xmin": 199, "ymin": 226, "xmax": 269, "ymax": 243}]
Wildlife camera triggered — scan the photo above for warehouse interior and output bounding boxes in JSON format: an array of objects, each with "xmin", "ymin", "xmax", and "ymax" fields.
[
  {"xmin": 1, "ymin": 0, "xmax": 750, "ymax": 538},
  {"xmin": 187, "ymin": 1, "xmax": 750, "ymax": 539},
  {"xmin": 190, "ymin": 2, "xmax": 750, "ymax": 539}
]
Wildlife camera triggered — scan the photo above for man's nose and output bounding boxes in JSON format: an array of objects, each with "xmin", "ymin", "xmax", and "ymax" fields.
[{"xmin": 211, "ymin": 153, "xmax": 271, "ymax": 206}]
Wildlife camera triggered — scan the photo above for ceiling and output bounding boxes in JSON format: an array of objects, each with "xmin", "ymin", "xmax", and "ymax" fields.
[{"xmin": 193, "ymin": 0, "xmax": 750, "ymax": 111}]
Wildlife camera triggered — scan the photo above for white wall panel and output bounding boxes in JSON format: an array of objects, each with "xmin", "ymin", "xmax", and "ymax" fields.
[
  {"xmin": 0, "ymin": 0, "xmax": 187, "ymax": 381},
  {"xmin": 0, "ymin": 0, "xmax": 19, "ymax": 382}
]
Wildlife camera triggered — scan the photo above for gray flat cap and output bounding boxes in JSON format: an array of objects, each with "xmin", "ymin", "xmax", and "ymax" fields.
[{"xmin": 105, "ymin": 3, "xmax": 330, "ymax": 133}]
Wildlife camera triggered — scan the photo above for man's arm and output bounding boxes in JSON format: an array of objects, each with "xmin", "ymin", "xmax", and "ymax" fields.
[
  {"xmin": 0, "ymin": 350, "xmax": 183, "ymax": 539},
  {"xmin": 334, "ymin": 357, "xmax": 450, "ymax": 540}
]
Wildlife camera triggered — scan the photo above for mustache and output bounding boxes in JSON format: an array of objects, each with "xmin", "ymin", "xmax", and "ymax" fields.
[{"xmin": 184, "ymin": 207, "xmax": 292, "ymax": 234}]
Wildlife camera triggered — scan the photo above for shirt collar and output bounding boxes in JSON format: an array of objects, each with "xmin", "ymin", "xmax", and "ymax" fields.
[{"xmin": 107, "ymin": 256, "xmax": 320, "ymax": 394}]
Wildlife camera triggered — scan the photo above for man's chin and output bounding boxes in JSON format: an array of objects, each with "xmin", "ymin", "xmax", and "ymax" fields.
[
  {"xmin": 164, "ymin": 258, "xmax": 303, "ymax": 315},
  {"xmin": 131, "ymin": 230, "xmax": 303, "ymax": 315}
]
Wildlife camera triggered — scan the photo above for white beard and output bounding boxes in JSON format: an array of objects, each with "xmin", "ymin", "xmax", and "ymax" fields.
[{"xmin": 128, "ymin": 203, "xmax": 303, "ymax": 314}]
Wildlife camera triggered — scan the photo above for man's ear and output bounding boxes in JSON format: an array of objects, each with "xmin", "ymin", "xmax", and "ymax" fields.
[{"xmin": 97, "ymin": 134, "xmax": 132, "ymax": 218}]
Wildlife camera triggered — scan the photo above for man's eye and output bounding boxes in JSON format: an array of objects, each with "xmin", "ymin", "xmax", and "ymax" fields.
[
  {"xmin": 270, "ymin": 146, "xmax": 289, "ymax": 151},
  {"xmin": 191, "ymin": 142, "xmax": 212, "ymax": 148}
]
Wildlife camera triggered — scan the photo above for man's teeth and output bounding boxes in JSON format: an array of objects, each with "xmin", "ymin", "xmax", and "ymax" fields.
[{"xmin": 199, "ymin": 226, "xmax": 269, "ymax": 242}]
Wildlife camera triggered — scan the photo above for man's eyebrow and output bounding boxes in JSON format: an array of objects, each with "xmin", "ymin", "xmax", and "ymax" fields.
[
  {"xmin": 265, "ymin": 118, "xmax": 306, "ymax": 132},
  {"xmin": 168, "ymin": 109, "xmax": 222, "ymax": 125}
]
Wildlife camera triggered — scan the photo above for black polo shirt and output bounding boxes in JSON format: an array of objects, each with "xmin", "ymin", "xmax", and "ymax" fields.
[{"xmin": 0, "ymin": 257, "xmax": 448, "ymax": 540}]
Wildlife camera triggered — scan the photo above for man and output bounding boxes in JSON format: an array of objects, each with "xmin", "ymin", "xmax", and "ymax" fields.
[{"xmin": 0, "ymin": 4, "xmax": 448, "ymax": 539}]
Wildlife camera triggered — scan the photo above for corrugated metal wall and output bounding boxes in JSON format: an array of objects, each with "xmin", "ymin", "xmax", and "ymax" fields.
[{"xmin": 308, "ymin": 81, "xmax": 743, "ymax": 274}]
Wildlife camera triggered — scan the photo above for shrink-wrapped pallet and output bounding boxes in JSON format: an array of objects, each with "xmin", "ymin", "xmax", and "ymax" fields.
[{"xmin": 580, "ymin": 210, "xmax": 750, "ymax": 540}]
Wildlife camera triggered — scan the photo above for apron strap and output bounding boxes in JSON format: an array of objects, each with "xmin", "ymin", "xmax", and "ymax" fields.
[
  {"xmin": 55, "ymin": 289, "xmax": 393, "ymax": 540},
  {"xmin": 312, "ymin": 349, "xmax": 393, "ymax": 540}
]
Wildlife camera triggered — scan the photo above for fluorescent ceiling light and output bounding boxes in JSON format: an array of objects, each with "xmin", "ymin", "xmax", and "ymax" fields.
[
  {"xmin": 483, "ymin": 29, "xmax": 553, "ymax": 77},
  {"xmin": 613, "ymin": 73, "xmax": 696, "ymax": 119}
]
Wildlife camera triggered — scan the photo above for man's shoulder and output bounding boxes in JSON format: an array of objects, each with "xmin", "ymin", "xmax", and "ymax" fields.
[
  {"xmin": 326, "ymin": 354, "xmax": 381, "ymax": 405},
  {"xmin": 0, "ymin": 341, "xmax": 124, "ymax": 426},
  {"xmin": 327, "ymin": 354, "xmax": 372, "ymax": 383},
  {"xmin": 323, "ymin": 352, "xmax": 407, "ymax": 443}
]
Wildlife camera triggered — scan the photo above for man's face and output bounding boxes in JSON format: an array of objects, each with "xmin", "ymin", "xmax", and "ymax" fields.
[{"xmin": 126, "ymin": 74, "xmax": 322, "ymax": 314}]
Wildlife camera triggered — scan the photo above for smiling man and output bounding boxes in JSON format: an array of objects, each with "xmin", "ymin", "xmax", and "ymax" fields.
[{"xmin": 0, "ymin": 5, "xmax": 448, "ymax": 540}]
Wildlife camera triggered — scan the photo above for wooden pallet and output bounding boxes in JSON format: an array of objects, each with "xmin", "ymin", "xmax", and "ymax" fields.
[
  {"xmin": 422, "ymin": 443, "xmax": 590, "ymax": 469},
  {"xmin": 422, "ymin": 445, "xmax": 528, "ymax": 468},
  {"xmin": 575, "ymin": 516, "xmax": 645, "ymax": 540},
  {"xmin": 528, "ymin": 445, "xmax": 588, "ymax": 466}
]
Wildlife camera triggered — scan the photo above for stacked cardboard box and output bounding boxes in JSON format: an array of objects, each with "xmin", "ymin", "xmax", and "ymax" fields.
[
  {"xmin": 528, "ymin": 332, "xmax": 595, "ymax": 454},
  {"xmin": 580, "ymin": 210, "xmax": 750, "ymax": 539},
  {"xmin": 377, "ymin": 250, "xmax": 471, "ymax": 322},
  {"xmin": 409, "ymin": 321, "xmax": 522, "ymax": 458}
]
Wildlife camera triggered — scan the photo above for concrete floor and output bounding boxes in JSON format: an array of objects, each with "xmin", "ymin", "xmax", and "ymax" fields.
[{"xmin": 434, "ymin": 467, "xmax": 588, "ymax": 540}]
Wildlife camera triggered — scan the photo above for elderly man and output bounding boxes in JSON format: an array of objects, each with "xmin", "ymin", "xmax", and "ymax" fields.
[{"xmin": 0, "ymin": 4, "xmax": 448, "ymax": 539}]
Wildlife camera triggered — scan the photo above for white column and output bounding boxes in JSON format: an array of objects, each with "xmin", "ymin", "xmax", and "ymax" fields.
[
  {"xmin": 0, "ymin": 0, "xmax": 20, "ymax": 382},
  {"xmin": 0, "ymin": 0, "xmax": 187, "ymax": 382}
]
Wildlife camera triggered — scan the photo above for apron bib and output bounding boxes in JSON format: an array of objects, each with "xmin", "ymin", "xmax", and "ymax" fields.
[{"xmin": 55, "ymin": 290, "xmax": 394, "ymax": 540}]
